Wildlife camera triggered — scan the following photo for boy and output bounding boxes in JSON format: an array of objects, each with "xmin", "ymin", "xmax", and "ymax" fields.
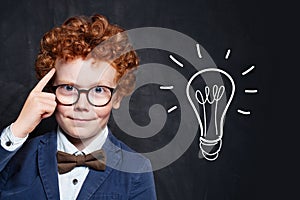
[{"xmin": 0, "ymin": 14, "xmax": 156, "ymax": 199}]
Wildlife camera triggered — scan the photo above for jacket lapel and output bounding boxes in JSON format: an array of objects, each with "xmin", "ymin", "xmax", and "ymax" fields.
[
  {"xmin": 37, "ymin": 131, "xmax": 60, "ymax": 200},
  {"xmin": 76, "ymin": 131, "xmax": 122, "ymax": 200}
]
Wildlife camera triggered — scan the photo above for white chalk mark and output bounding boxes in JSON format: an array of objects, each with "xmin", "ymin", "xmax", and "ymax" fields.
[
  {"xmin": 160, "ymin": 86, "xmax": 174, "ymax": 90},
  {"xmin": 225, "ymin": 49, "xmax": 231, "ymax": 59},
  {"xmin": 245, "ymin": 89, "xmax": 258, "ymax": 94},
  {"xmin": 196, "ymin": 44, "xmax": 202, "ymax": 58},
  {"xmin": 242, "ymin": 65, "xmax": 255, "ymax": 76},
  {"xmin": 169, "ymin": 55, "xmax": 183, "ymax": 67},
  {"xmin": 237, "ymin": 109, "xmax": 251, "ymax": 115},
  {"xmin": 167, "ymin": 106, "xmax": 177, "ymax": 113}
]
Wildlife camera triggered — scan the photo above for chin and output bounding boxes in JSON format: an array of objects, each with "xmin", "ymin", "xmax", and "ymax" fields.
[{"xmin": 65, "ymin": 128, "xmax": 96, "ymax": 139}]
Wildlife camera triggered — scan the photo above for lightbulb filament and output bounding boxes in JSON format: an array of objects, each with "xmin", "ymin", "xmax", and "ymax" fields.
[
  {"xmin": 194, "ymin": 85, "xmax": 226, "ymax": 137},
  {"xmin": 195, "ymin": 85, "xmax": 225, "ymax": 105}
]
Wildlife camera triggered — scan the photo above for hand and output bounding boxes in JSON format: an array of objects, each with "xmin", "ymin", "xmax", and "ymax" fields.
[{"xmin": 12, "ymin": 68, "xmax": 57, "ymax": 138}]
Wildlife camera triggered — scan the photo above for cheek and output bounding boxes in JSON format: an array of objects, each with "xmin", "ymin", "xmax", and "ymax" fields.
[
  {"xmin": 55, "ymin": 105, "xmax": 69, "ymax": 117},
  {"xmin": 55, "ymin": 105, "xmax": 70, "ymax": 127},
  {"xmin": 93, "ymin": 105, "xmax": 112, "ymax": 119}
]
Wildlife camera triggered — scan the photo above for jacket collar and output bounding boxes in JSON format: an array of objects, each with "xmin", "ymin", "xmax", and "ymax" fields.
[
  {"xmin": 37, "ymin": 130, "xmax": 60, "ymax": 200},
  {"xmin": 76, "ymin": 129, "xmax": 122, "ymax": 199},
  {"xmin": 37, "ymin": 129, "xmax": 122, "ymax": 200}
]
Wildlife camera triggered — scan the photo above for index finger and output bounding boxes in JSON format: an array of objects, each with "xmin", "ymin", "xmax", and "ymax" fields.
[{"xmin": 33, "ymin": 68, "xmax": 56, "ymax": 92}]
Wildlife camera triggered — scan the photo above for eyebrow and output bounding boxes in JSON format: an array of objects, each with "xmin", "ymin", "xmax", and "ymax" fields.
[
  {"xmin": 54, "ymin": 79, "xmax": 115, "ymax": 88},
  {"xmin": 54, "ymin": 80, "xmax": 75, "ymax": 85}
]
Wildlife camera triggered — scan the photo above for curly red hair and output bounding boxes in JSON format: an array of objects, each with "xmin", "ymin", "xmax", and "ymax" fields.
[{"xmin": 35, "ymin": 14, "xmax": 138, "ymax": 95}]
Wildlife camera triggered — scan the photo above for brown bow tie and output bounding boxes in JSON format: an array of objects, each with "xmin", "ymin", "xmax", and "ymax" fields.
[{"xmin": 56, "ymin": 150, "xmax": 106, "ymax": 174}]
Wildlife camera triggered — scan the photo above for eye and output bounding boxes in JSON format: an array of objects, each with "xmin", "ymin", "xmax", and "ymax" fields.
[
  {"xmin": 94, "ymin": 86, "xmax": 104, "ymax": 93},
  {"xmin": 56, "ymin": 85, "xmax": 77, "ymax": 96},
  {"xmin": 63, "ymin": 85, "xmax": 75, "ymax": 91}
]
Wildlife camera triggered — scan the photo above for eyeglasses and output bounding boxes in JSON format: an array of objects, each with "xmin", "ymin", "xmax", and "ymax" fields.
[{"xmin": 52, "ymin": 84, "xmax": 115, "ymax": 107}]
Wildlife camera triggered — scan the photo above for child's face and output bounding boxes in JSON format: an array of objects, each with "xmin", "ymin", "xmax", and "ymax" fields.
[{"xmin": 53, "ymin": 58, "xmax": 120, "ymax": 141}]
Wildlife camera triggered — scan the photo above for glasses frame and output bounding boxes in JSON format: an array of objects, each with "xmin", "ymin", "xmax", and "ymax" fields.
[{"xmin": 52, "ymin": 84, "xmax": 115, "ymax": 107}]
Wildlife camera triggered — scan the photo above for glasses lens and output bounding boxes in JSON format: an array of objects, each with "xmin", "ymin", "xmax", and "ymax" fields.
[
  {"xmin": 55, "ymin": 85, "xmax": 78, "ymax": 105},
  {"xmin": 88, "ymin": 86, "xmax": 112, "ymax": 106}
]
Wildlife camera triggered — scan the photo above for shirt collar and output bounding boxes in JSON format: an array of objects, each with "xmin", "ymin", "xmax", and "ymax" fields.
[{"xmin": 57, "ymin": 126, "xmax": 108, "ymax": 155}]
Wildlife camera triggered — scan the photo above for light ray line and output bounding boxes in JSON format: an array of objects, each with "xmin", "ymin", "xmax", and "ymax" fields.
[
  {"xmin": 225, "ymin": 49, "xmax": 231, "ymax": 59},
  {"xmin": 160, "ymin": 86, "xmax": 174, "ymax": 90},
  {"xmin": 242, "ymin": 65, "xmax": 255, "ymax": 75},
  {"xmin": 237, "ymin": 109, "xmax": 251, "ymax": 115},
  {"xmin": 168, "ymin": 106, "xmax": 178, "ymax": 113},
  {"xmin": 245, "ymin": 89, "xmax": 258, "ymax": 94},
  {"xmin": 196, "ymin": 44, "xmax": 202, "ymax": 59},
  {"xmin": 169, "ymin": 55, "xmax": 183, "ymax": 67}
]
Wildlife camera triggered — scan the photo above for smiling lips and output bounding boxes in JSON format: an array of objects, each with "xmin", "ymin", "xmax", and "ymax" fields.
[{"xmin": 68, "ymin": 117, "xmax": 95, "ymax": 122}]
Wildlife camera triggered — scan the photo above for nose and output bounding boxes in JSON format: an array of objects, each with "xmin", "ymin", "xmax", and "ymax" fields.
[{"xmin": 73, "ymin": 92, "xmax": 90, "ymax": 111}]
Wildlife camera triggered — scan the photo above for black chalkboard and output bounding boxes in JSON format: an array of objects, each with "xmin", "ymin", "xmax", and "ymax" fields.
[{"xmin": 0, "ymin": 0, "xmax": 289, "ymax": 199}]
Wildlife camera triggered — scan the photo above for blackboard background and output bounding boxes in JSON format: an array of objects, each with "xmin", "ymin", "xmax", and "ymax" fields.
[{"xmin": 0, "ymin": 0, "xmax": 293, "ymax": 199}]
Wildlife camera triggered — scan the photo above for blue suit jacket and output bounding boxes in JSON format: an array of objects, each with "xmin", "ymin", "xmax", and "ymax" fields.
[{"xmin": 0, "ymin": 130, "xmax": 156, "ymax": 200}]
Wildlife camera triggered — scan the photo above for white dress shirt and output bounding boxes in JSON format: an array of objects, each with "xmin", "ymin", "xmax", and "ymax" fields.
[
  {"xmin": 0, "ymin": 124, "xmax": 108, "ymax": 200},
  {"xmin": 0, "ymin": 124, "xmax": 28, "ymax": 151}
]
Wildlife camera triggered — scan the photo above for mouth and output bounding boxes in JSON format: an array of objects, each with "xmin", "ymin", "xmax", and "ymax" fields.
[{"xmin": 68, "ymin": 117, "xmax": 95, "ymax": 122}]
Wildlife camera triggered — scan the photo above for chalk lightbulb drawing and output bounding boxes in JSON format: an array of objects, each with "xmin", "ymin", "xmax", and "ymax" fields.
[
  {"xmin": 186, "ymin": 68, "xmax": 235, "ymax": 161},
  {"xmin": 108, "ymin": 28, "xmax": 258, "ymax": 170}
]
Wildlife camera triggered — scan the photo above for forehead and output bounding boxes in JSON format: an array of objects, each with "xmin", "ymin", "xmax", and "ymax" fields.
[{"xmin": 54, "ymin": 58, "xmax": 117, "ymax": 87}]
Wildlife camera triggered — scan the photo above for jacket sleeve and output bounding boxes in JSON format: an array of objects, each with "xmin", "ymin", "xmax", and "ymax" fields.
[
  {"xmin": 0, "ymin": 131, "xmax": 17, "ymax": 196},
  {"xmin": 0, "ymin": 145, "xmax": 17, "ymax": 172},
  {"xmin": 0, "ymin": 125, "xmax": 27, "ymax": 172},
  {"xmin": 129, "ymin": 159, "xmax": 157, "ymax": 200}
]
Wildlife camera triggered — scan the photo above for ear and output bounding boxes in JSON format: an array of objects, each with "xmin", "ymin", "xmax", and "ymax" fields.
[{"xmin": 112, "ymin": 92, "xmax": 123, "ymax": 109}]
